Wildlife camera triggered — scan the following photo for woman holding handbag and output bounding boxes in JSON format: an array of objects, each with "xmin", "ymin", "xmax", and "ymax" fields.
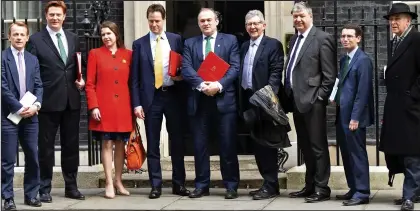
[{"xmin": 85, "ymin": 21, "xmax": 132, "ymax": 199}]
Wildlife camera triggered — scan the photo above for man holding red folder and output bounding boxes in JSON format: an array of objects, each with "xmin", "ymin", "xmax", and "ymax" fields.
[
  {"xmin": 181, "ymin": 8, "xmax": 240, "ymax": 199},
  {"xmin": 130, "ymin": 4, "xmax": 189, "ymax": 199}
]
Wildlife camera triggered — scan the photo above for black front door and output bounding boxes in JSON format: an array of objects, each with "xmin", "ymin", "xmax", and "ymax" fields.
[{"xmin": 166, "ymin": 1, "xmax": 264, "ymax": 156}]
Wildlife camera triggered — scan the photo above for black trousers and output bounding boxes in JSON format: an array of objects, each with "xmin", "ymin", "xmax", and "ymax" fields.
[
  {"xmin": 292, "ymin": 98, "xmax": 331, "ymax": 195},
  {"xmin": 38, "ymin": 108, "xmax": 80, "ymax": 193}
]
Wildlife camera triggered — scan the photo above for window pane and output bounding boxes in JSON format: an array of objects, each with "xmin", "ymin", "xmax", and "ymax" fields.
[
  {"xmin": 17, "ymin": 1, "xmax": 42, "ymax": 19},
  {"xmin": 1, "ymin": 1, "xmax": 14, "ymax": 20}
]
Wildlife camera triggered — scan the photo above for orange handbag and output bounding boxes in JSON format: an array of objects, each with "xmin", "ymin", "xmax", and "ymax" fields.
[{"xmin": 125, "ymin": 122, "xmax": 146, "ymax": 170}]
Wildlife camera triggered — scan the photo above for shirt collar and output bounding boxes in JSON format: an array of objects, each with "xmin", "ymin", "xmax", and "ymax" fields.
[
  {"xmin": 298, "ymin": 24, "xmax": 313, "ymax": 38},
  {"xmin": 347, "ymin": 46, "xmax": 358, "ymax": 60},
  {"xmin": 150, "ymin": 31, "xmax": 167, "ymax": 41},
  {"xmin": 250, "ymin": 34, "xmax": 263, "ymax": 46},
  {"xmin": 46, "ymin": 25, "xmax": 65, "ymax": 37},
  {"xmin": 397, "ymin": 25, "xmax": 412, "ymax": 39},
  {"xmin": 10, "ymin": 46, "xmax": 24, "ymax": 56},
  {"xmin": 202, "ymin": 31, "xmax": 218, "ymax": 40}
]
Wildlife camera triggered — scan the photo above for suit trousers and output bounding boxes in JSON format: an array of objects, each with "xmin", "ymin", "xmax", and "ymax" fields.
[
  {"xmin": 38, "ymin": 107, "xmax": 80, "ymax": 193},
  {"xmin": 336, "ymin": 110, "xmax": 370, "ymax": 199},
  {"xmin": 1, "ymin": 118, "xmax": 39, "ymax": 200},
  {"xmin": 190, "ymin": 94, "xmax": 239, "ymax": 190},
  {"xmin": 144, "ymin": 87, "xmax": 186, "ymax": 188},
  {"xmin": 403, "ymin": 156, "xmax": 420, "ymax": 201},
  {"xmin": 292, "ymin": 98, "xmax": 331, "ymax": 194}
]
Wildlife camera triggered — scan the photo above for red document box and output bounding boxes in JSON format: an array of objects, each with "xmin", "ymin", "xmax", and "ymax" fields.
[
  {"xmin": 197, "ymin": 52, "xmax": 230, "ymax": 81},
  {"xmin": 76, "ymin": 52, "xmax": 82, "ymax": 81},
  {"xmin": 168, "ymin": 50, "xmax": 182, "ymax": 77}
]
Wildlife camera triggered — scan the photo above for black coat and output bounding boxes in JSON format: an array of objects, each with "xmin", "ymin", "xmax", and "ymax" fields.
[{"xmin": 379, "ymin": 28, "xmax": 420, "ymax": 155}]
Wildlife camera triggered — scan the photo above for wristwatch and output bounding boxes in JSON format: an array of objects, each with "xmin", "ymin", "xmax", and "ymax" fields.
[{"xmin": 33, "ymin": 102, "xmax": 41, "ymax": 111}]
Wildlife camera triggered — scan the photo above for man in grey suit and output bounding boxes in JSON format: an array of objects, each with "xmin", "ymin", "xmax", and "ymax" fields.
[{"xmin": 285, "ymin": 2, "xmax": 337, "ymax": 202}]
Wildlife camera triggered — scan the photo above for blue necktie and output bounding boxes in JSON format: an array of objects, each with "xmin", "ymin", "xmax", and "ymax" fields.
[{"xmin": 285, "ymin": 34, "xmax": 304, "ymax": 91}]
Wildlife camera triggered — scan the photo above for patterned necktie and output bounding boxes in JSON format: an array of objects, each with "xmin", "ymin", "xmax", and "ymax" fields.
[
  {"xmin": 18, "ymin": 52, "xmax": 26, "ymax": 99},
  {"xmin": 335, "ymin": 55, "xmax": 350, "ymax": 104},
  {"xmin": 56, "ymin": 33, "xmax": 67, "ymax": 64},
  {"xmin": 154, "ymin": 35, "xmax": 163, "ymax": 89},
  {"xmin": 205, "ymin": 36, "xmax": 213, "ymax": 57},
  {"xmin": 285, "ymin": 34, "xmax": 304, "ymax": 92},
  {"xmin": 392, "ymin": 36, "xmax": 401, "ymax": 57}
]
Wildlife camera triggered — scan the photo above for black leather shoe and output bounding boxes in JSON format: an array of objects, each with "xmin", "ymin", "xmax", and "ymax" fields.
[
  {"xmin": 149, "ymin": 187, "xmax": 162, "ymax": 199},
  {"xmin": 225, "ymin": 189, "xmax": 238, "ymax": 199},
  {"xmin": 305, "ymin": 192, "xmax": 331, "ymax": 203},
  {"xmin": 249, "ymin": 188, "xmax": 262, "ymax": 196},
  {"xmin": 253, "ymin": 188, "xmax": 278, "ymax": 200},
  {"xmin": 24, "ymin": 198, "xmax": 42, "ymax": 207},
  {"xmin": 3, "ymin": 198, "xmax": 16, "ymax": 211},
  {"xmin": 342, "ymin": 198, "xmax": 369, "ymax": 206},
  {"xmin": 395, "ymin": 196, "xmax": 420, "ymax": 205},
  {"xmin": 289, "ymin": 187, "xmax": 314, "ymax": 198},
  {"xmin": 65, "ymin": 190, "xmax": 85, "ymax": 200},
  {"xmin": 172, "ymin": 185, "xmax": 190, "ymax": 196},
  {"xmin": 401, "ymin": 200, "xmax": 414, "ymax": 211},
  {"xmin": 39, "ymin": 193, "xmax": 52, "ymax": 203},
  {"xmin": 336, "ymin": 191, "xmax": 353, "ymax": 200},
  {"xmin": 188, "ymin": 188, "xmax": 210, "ymax": 198}
]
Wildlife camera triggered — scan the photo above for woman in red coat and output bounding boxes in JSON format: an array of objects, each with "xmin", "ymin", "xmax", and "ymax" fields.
[{"xmin": 85, "ymin": 21, "xmax": 133, "ymax": 199}]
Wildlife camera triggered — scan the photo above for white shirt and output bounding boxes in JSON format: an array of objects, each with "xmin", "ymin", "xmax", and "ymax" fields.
[
  {"xmin": 288, "ymin": 24, "xmax": 313, "ymax": 86},
  {"xmin": 150, "ymin": 31, "xmax": 174, "ymax": 87},
  {"xmin": 347, "ymin": 46, "xmax": 358, "ymax": 64},
  {"xmin": 46, "ymin": 25, "xmax": 68, "ymax": 57}
]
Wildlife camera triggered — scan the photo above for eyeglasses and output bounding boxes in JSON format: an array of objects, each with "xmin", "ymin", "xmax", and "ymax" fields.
[
  {"xmin": 245, "ymin": 22, "xmax": 262, "ymax": 27},
  {"xmin": 341, "ymin": 35, "xmax": 355, "ymax": 38}
]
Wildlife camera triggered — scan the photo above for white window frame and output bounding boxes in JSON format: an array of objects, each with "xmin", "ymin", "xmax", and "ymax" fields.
[{"xmin": 3, "ymin": 1, "xmax": 43, "ymax": 35}]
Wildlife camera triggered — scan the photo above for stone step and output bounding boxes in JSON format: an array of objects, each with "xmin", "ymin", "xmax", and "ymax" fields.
[{"xmin": 99, "ymin": 170, "xmax": 288, "ymax": 189}]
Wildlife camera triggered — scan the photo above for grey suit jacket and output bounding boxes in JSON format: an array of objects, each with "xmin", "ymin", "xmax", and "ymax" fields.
[{"xmin": 286, "ymin": 26, "xmax": 337, "ymax": 113}]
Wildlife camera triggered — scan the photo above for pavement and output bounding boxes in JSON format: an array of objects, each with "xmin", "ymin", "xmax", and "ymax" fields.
[{"xmin": 3, "ymin": 188, "xmax": 420, "ymax": 210}]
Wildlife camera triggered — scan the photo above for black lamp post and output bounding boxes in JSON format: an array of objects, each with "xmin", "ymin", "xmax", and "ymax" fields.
[{"xmin": 81, "ymin": 10, "xmax": 91, "ymax": 36}]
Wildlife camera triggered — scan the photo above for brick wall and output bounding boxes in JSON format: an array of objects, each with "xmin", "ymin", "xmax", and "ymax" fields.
[{"xmin": 308, "ymin": 1, "xmax": 391, "ymax": 140}]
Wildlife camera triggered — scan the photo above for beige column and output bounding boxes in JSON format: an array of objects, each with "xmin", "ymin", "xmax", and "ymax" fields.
[
  {"xmin": 264, "ymin": 1, "xmax": 297, "ymax": 142},
  {"xmin": 124, "ymin": 1, "xmax": 170, "ymax": 157}
]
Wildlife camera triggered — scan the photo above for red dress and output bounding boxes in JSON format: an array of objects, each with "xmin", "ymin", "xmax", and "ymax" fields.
[{"xmin": 85, "ymin": 46, "xmax": 133, "ymax": 133}]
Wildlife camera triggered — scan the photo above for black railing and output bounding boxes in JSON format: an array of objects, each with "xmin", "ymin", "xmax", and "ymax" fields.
[{"xmin": 296, "ymin": 4, "xmax": 420, "ymax": 167}]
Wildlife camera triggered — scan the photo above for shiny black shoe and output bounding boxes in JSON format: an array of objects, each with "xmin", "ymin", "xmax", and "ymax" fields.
[
  {"xmin": 342, "ymin": 198, "xmax": 369, "ymax": 206},
  {"xmin": 336, "ymin": 191, "xmax": 353, "ymax": 200},
  {"xmin": 65, "ymin": 190, "xmax": 85, "ymax": 200},
  {"xmin": 225, "ymin": 189, "xmax": 238, "ymax": 199},
  {"xmin": 39, "ymin": 193, "xmax": 52, "ymax": 203},
  {"xmin": 249, "ymin": 187, "xmax": 263, "ymax": 196},
  {"xmin": 188, "ymin": 188, "xmax": 210, "ymax": 198},
  {"xmin": 401, "ymin": 200, "xmax": 414, "ymax": 211},
  {"xmin": 3, "ymin": 198, "xmax": 16, "ymax": 211},
  {"xmin": 395, "ymin": 196, "xmax": 420, "ymax": 205},
  {"xmin": 289, "ymin": 187, "xmax": 314, "ymax": 198},
  {"xmin": 172, "ymin": 185, "xmax": 190, "ymax": 196},
  {"xmin": 24, "ymin": 198, "xmax": 42, "ymax": 207},
  {"xmin": 149, "ymin": 187, "xmax": 162, "ymax": 199},
  {"xmin": 253, "ymin": 188, "xmax": 279, "ymax": 200},
  {"xmin": 304, "ymin": 192, "xmax": 331, "ymax": 203}
]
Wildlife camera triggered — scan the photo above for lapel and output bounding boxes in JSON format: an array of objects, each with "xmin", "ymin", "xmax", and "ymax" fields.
[
  {"xmin": 240, "ymin": 40, "xmax": 250, "ymax": 78},
  {"xmin": 340, "ymin": 48, "xmax": 361, "ymax": 86},
  {"xmin": 6, "ymin": 48, "xmax": 20, "ymax": 91},
  {"xmin": 252, "ymin": 36, "xmax": 266, "ymax": 73},
  {"xmin": 166, "ymin": 32, "xmax": 176, "ymax": 51},
  {"xmin": 64, "ymin": 30, "xmax": 75, "ymax": 65},
  {"xmin": 294, "ymin": 27, "xmax": 316, "ymax": 66},
  {"xmin": 41, "ymin": 28, "xmax": 62, "ymax": 63},
  {"xmin": 285, "ymin": 34, "xmax": 298, "ymax": 67},
  {"xmin": 24, "ymin": 51, "xmax": 32, "ymax": 89},
  {"xmin": 387, "ymin": 28, "xmax": 416, "ymax": 69},
  {"xmin": 214, "ymin": 33, "xmax": 223, "ymax": 57},
  {"xmin": 196, "ymin": 36, "xmax": 204, "ymax": 62},
  {"xmin": 144, "ymin": 33, "xmax": 154, "ymax": 67}
]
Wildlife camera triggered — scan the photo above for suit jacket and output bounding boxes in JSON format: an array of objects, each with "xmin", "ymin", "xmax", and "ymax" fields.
[
  {"xmin": 130, "ymin": 32, "xmax": 183, "ymax": 114},
  {"xmin": 380, "ymin": 28, "xmax": 420, "ymax": 155},
  {"xmin": 286, "ymin": 26, "xmax": 337, "ymax": 113},
  {"xmin": 27, "ymin": 28, "xmax": 81, "ymax": 112},
  {"xmin": 86, "ymin": 46, "xmax": 133, "ymax": 132},
  {"xmin": 336, "ymin": 48, "xmax": 374, "ymax": 128},
  {"xmin": 181, "ymin": 32, "xmax": 240, "ymax": 115},
  {"xmin": 238, "ymin": 35, "xmax": 284, "ymax": 115},
  {"xmin": 1, "ymin": 47, "xmax": 43, "ymax": 123}
]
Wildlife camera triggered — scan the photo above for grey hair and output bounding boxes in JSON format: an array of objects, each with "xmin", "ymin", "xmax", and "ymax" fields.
[
  {"xmin": 245, "ymin": 10, "xmax": 265, "ymax": 24},
  {"xmin": 198, "ymin": 8, "xmax": 219, "ymax": 21},
  {"xmin": 291, "ymin": 2, "xmax": 313, "ymax": 15}
]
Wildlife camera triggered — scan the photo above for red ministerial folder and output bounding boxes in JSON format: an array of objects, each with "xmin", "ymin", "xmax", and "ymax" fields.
[
  {"xmin": 197, "ymin": 52, "xmax": 230, "ymax": 81},
  {"xmin": 168, "ymin": 50, "xmax": 182, "ymax": 77},
  {"xmin": 76, "ymin": 52, "xmax": 82, "ymax": 81}
]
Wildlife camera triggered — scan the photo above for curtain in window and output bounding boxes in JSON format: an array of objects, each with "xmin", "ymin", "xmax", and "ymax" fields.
[{"xmin": 1, "ymin": 1, "xmax": 42, "ymax": 19}]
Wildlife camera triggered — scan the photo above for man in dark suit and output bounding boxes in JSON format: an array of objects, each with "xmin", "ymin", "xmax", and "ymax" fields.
[
  {"xmin": 1, "ymin": 22, "xmax": 43, "ymax": 211},
  {"xmin": 379, "ymin": 3, "xmax": 420, "ymax": 211},
  {"xmin": 27, "ymin": 1, "xmax": 85, "ymax": 202},
  {"xmin": 181, "ymin": 8, "xmax": 240, "ymax": 199},
  {"xmin": 238, "ymin": 10, "xmax": 284, "ymax": 200},
  {"xmin": 285, "ymin": 2, "xmax": 337, "ymax": 202},
  {"xmin": 332, "ymin": 23, "xmax": 373, "ymax": 206},
  {"xmin": 130, "ymin": 3, "xmax": 189, "ymax": 199}
]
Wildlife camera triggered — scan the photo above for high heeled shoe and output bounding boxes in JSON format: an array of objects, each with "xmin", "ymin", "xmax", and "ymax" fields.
[
  {"xmin": 104, "ymin": 185, "xmax": 115, "ymax": 199},
  {"xmin": 114, "ymin": 184, "xmax": 130, "ymax": 196}
]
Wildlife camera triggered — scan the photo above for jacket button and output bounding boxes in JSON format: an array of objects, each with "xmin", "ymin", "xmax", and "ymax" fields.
[
  {"xmin": 405, "ymin": 91, "xmax": 411, "ymax": 95},
  {"xmin": 394, "ymin": 76, "xmax": 399, "ymax": 79},
  {"xmin": 115, "ymin": 94, "xmax": 119, "ymax": 98},
  {"xmin": 115, "ymin": 80, "xmax": 118, "ymax": 84}
]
